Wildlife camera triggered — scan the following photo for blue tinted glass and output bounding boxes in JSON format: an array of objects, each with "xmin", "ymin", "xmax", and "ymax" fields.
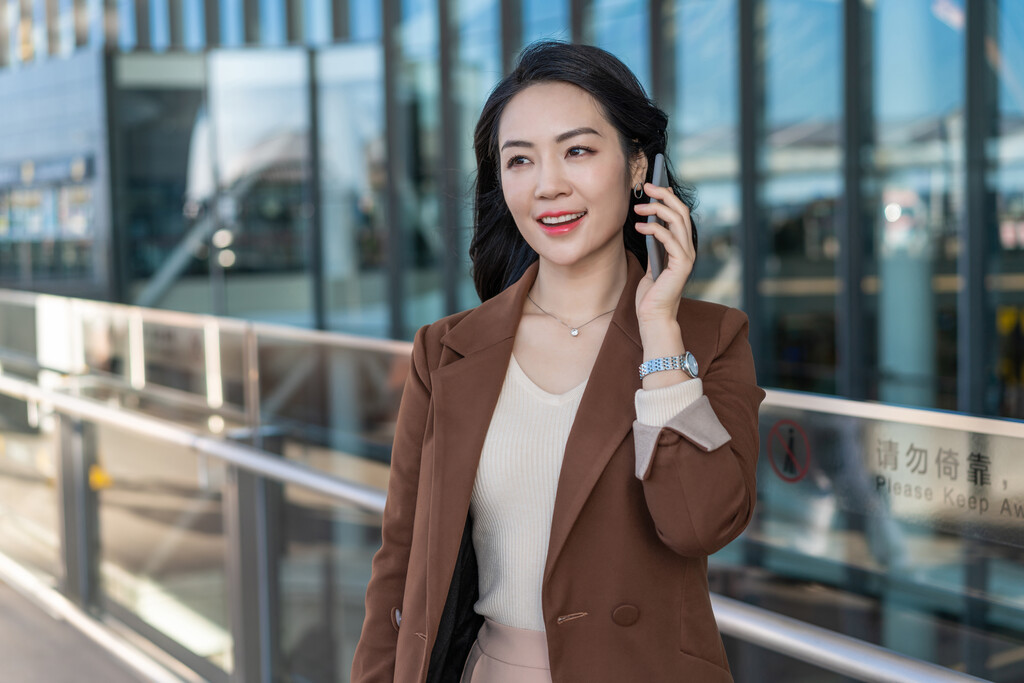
[
  {"xmin": 765, "ymin": 0, "xmax": 840, "ymax": 125},
  {"xmin": 351, "ymin": 0, "xmax": 381, "ymax": 41},
  {"xmin": 676, "ymin": 0, "xmax": 736, "ymax": 137},
  {"xmin": 59, "ymin": 0, "xmax": 75, "ymax": 55},
  {"xmin": 150, "ymin": 0, "xmax": 170, "ymax": 52},
  {"xmin": 589, "ymin": 0, "xmax": 650, "ymax": 93},
  {"xmin": 305, "ymin": 0, "xmax": 330, "ymax": 45},
  {"xmin": 118, "ymin": 0, "xmax": 137, "ymax": 50},
  {"xmin": 33, "ymin": 0, "xmax": 47, "ymax": 58},
  {"xmin": 875, "ymin": 0, "xmax": 963, "ymax": 124},
  {"xmin": 259, "ymin": 0, "xmax": 286, "ymax": 45},
  {"xmin": 522, "ymin": 0, "xmax": 569, "ymax": 45},
  {"xmin": 999, "ymin": 2, "xmax": 1024, "ymax": 117},
  {"xmin": 220, "ymin": 0, "xmax": 243, "ymax": 46},
  {"xmin": 183, "ymin": 0, "xmax": 204, "ymax": 50},
  {"xmin": 89, "ymin": 0, "xmax": 104, "ymax": 46}
]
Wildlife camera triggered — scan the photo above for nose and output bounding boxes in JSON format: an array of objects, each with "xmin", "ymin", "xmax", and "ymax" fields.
[{"xmin": 534, "ymin": 159, "xmax": 571, "ymax": 199}]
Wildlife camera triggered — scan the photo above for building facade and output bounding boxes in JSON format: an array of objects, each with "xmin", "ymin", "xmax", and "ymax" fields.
[{"xmin": 1, "ymin": 0, "xmax": 1023, "ymax": 421}]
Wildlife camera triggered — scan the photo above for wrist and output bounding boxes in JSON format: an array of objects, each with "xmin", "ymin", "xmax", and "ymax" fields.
[{"xmin": 639, "ymin": 319, "xmax": 684, "ymax": 360}]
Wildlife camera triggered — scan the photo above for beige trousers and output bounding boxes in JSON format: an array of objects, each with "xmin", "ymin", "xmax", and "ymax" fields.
[{"xmin": 459, "ymin": 618, "xmax": 552, "ymax": 683}]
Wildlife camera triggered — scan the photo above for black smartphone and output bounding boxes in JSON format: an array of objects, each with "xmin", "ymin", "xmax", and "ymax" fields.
[{"xmin": 646, "ymin": 153, "xmax": 669, "ymax": 280}]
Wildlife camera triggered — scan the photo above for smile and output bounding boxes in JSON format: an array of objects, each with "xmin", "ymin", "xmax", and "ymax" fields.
[{"xmin": 537, "ymin": 211, "xmax": 586, "ymax": 234}]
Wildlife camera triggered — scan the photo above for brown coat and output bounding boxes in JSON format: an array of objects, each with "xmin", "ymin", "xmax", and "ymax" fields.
[{"xmin": 352, "ymin": 254, "xmax": 764, "ymax": 682}]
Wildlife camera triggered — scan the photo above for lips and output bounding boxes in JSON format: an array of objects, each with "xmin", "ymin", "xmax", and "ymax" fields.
[{"xmin": 536, "ymin": 210, "xmax": 586, "ymax": 235}]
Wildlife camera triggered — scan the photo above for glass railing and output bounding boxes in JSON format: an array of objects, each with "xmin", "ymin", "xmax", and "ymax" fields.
[
  {"xmin": 0, "ymin": 287, "xmax": 1014, "ymax": 682},
  {"xmin": 713, "ymin": 392, "xmax": 1024, "ymax": 682}
]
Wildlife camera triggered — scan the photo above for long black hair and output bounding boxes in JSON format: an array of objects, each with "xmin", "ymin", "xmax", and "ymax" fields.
[{"xmin": 470, "ymin": 41, "xmax": 697, "ymax": 301}]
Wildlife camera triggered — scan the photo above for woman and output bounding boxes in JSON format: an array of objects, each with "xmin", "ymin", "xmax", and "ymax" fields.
[{"xmin": 352, "ymin": 42, "xmax": 763, "ymax": 683}]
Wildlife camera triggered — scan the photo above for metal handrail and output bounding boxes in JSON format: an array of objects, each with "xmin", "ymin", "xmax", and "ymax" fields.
[
  {"xmin": 0, "ymin": 373, "xmax": 386, "ymax": 513},
  {"xmin": 3, "ymin": 286, "xmax": 1021, "ymax": 442},
  {"xmin": 765, "ymin": 388, "xmax": 1024, "ymax": 439},
  {"xmin": 0, "ymin": 372, "xmax": 995, "ymax": 682},
  {"xmin": 712, "ymin": 595, "xmax": 989, "ymax": 683}
]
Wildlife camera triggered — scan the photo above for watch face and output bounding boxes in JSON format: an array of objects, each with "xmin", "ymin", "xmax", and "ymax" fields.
[{"xmin": 684, "ymin": 352, "xmax": 699, "ymax": 377}]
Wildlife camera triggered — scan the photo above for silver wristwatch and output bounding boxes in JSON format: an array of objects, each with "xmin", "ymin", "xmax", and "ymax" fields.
[{"xmin": 638, "ymin": 351, "xmax": 698, "ymax": 379}]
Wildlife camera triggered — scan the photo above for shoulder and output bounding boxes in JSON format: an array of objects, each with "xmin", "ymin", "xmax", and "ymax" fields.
[
  {"xmin": 413, "ymin": 308, "xmax": 476, "ymax": 356},
  {"xmin": 676, "ymin": 298, "xmax": 752, "ymax": 363},
  {"xmin": 678, "ymin": 298, "xmax": 749, "ymax": 334}
]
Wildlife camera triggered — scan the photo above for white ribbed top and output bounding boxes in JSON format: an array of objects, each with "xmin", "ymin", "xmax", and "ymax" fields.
[
  {"xmin": 470, "ymin": 355, "xmax": 587, "ymax": 631},
  {"xmin": 470, "ymin": 355, "xmax": 703, "ymax": 631}
]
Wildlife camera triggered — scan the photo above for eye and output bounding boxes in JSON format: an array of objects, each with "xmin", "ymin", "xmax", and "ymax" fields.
[
  {"xmin": 505, "ymin": 155, "xmax": 529, "ymax": 169},
  {"xmin": 567, "ymin": 146, "xmax": 594, "ymax": 158}
]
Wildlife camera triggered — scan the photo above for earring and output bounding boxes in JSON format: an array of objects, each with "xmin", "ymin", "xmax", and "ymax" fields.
[{"xmin": 633, "ymin": 181, "xmax": 643, "ymax": 199}]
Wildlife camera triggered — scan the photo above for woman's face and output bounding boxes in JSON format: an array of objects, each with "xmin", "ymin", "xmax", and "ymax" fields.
[{"xmin": 497, "ymin": 82, "xmax": 644, "ymax": 270}]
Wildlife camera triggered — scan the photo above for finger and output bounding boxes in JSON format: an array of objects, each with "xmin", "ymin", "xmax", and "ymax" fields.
[
  {"xmin": 642, "ymin": 184, "xmax": 695, "ymax": 250},
  {"xmin": 634, "ymin": 221, "xmax": 689, "ymax": 266},
  {"xmin": 634, "ymin": 202, "xmax": 694, "ymax": 259}
]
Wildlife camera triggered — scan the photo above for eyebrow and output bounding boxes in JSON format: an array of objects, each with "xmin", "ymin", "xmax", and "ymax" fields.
[{"xmin": 500, "ymin": 127, "xmax": 602, "ymax": 151}]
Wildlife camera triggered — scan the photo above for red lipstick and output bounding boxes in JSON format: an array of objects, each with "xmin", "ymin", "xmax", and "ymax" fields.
[{"xmin": 536, "ymin": 210, "xmax": 586, "ymax": 235}]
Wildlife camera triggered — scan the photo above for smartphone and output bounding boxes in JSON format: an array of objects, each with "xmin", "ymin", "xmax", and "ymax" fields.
[{"xmin": 646, "ymin": 153, "xmax": 669, "ymax": 280}]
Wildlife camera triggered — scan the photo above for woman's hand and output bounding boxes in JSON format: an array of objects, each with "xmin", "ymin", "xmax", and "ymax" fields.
[{"xmin": 632, "ymin": 182, "xmax": 696, "ymax": 331}]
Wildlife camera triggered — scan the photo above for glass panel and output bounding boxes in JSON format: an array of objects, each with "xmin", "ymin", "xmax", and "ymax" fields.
[
  {"xmin": 257, "ymin": 332, "xmax": 410, "ymax": 469},
  {"xmin": 350, "ymin": 0, "xmax": 381, "ymax": 41},
  {"xmin": 208, "ymin": 49, "xmax": 313, "ymax": 326},
  {"xmin": 396, "ymin": 0, "xmax": 442, "ymax": 336},
  {"xmin": 522, "ymin": 0, "xmax": 568, "ymax": 45},
  {"xmin": 0, "ymin": 398, "xmax": 61, "ymax": 582},
  {"xmin": 96, "ymin": 422, "xmax": 232, "ymax": 673},
  {"xmin": 111, "ymin": 53, "xmax": 208, "ymax": 310},
  {"xmin": 586, "ymin": 0, "xmax": 650, "ymax": 93},
  {"xmin": 865, "ymin": 0, "xmax": 963, "ymax": 409},
  {"xmin": 670, "ymin": 0, "xmax": 740, "ymax": 309},
  {"xmin": 454, "ymin": 0, "xmax": 499, "ymax": 310},
  {"xmin": 275, "ymin": 485, "xmax": 383, "ymax": 683},
  {"xmin": 712, "ymin": 400, "xmax": 1024, "ymax": 680},
  {"xmin": 758, "ymin": 0, "xmax": 842, "ymax": 394},
  {"xmin": 0, "ymin": 296, "xmax": 36, "ymax": 365},
  {"xmin": 316, "ymin": 43, "xmax": 389, "ymax": 337},
  {"xmin": 991, "ymin": 1, "xmax": 1024, "ymax": 419}
]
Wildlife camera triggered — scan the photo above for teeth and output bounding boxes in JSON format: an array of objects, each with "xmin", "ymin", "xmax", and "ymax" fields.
[{"xmin": 540, "ymin": 212, "xmax": 585, "ymax": 225}]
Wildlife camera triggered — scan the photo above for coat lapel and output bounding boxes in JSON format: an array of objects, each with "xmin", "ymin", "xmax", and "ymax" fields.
[
  {"xmin": 544, "ymin": 255, "xmax": 644, "ymax": 581},
  {"xmin": 424, "ymin": 263, "xmax": 539, "ymax": 632}
]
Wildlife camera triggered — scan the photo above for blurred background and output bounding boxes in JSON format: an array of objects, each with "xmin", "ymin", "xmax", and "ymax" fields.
[
  {"xmin": 1, "ymin": 0, "xmax": 1022, "ymax": 419},
  {"xmin": 2, "ymin": 1, "xmax": 1024, "ymax": 682}
]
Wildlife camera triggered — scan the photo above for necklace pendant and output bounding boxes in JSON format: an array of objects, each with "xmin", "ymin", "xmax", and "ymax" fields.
[{"xmin": 570, "ymin": 328, "xmax": 579, "ymax": 337}]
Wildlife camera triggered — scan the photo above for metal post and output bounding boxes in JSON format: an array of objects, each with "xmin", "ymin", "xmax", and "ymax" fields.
[
  {"xmin": 838, "ymin": 0, "xmax": 870, "ymax": 400},
  {"xmin": 204, "ymin": 0, "xmax": 220, "ymax": 47},
  {"xmin": 55, "ymin": 415, "xmax": 100, "ymax": 608},
  {"xmin": 331, "ymin": 0, "xmax": 350, "ymax": 41},
  {"xmin": 308, "ymin": 48, "xmax": 327, "ymax": 330},
  {"xmin": 135, "ymin": 0, "xmax": 151, "ymax": 50},
  {"xmin": 960, "ymin": 0, "xmax": 994, "ymax": 416},
  {"xmin": 382, "ymin": 0, "xmax": 406, "ymax": 339},
  {"xmin": 569, "ymin": 0, "xmax": 585, "ymax": 44},
  {"xmin": 648, "ymin": 0, "xmax": 673, "ymax": 107},
  {"xmin": 500, "ymin": 0, "xmax": 521, "ymax": 75},
  {"xmin": 738, "ymin": 0, "xmax": 763, "ymax": 378},
  {"xmin": 438, "ymin": 0, "xmax": 459, "ymax": 315}
]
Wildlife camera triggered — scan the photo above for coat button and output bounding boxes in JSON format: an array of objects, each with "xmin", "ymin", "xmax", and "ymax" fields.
[
  {"xmin": 612, "ymin": 604, "xmax": 639, "ymax": 626},
  {"xmin": 390, "ymin": 607, "xmax": 402, "ymax": 632}
]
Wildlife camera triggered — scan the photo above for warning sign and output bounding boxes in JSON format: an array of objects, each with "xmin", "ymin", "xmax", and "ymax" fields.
[{"xmin": 768, "ymin": 419, "xmax": 811, "ymax": 483}]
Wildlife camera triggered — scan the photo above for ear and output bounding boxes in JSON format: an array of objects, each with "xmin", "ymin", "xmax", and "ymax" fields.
[{"xmin": 629, "ymin": 151, "xmax": 649, "ymax": 190}]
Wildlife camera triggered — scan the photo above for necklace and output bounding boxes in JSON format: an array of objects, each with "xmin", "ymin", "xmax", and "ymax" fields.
[{"xmin": 527, "ymin": 293, "xmax": 616, "ymax": 337}]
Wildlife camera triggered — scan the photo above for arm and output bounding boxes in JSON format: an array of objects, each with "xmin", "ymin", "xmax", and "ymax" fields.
[
  {"xmin": 633, "ymin": 307, "xmax": 764, "ymax": 557},
  {"xmin": 351, "ymin": 325, "xmax": 432, "ymax": 682}
]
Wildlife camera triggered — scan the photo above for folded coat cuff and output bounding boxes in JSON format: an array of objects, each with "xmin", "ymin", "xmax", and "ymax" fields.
[
  {"xmin": 634, "ymin": 378, "xmax": 704, "ymax": 426},
  {"xmin": 633, "ymin": 394, "xmax": 733, "ymax": 480}
]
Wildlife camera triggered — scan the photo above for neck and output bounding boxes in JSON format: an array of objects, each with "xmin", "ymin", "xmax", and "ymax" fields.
[{"xmin": 530, "ymin": 247, "xmax": 629, "ymax": 322}]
